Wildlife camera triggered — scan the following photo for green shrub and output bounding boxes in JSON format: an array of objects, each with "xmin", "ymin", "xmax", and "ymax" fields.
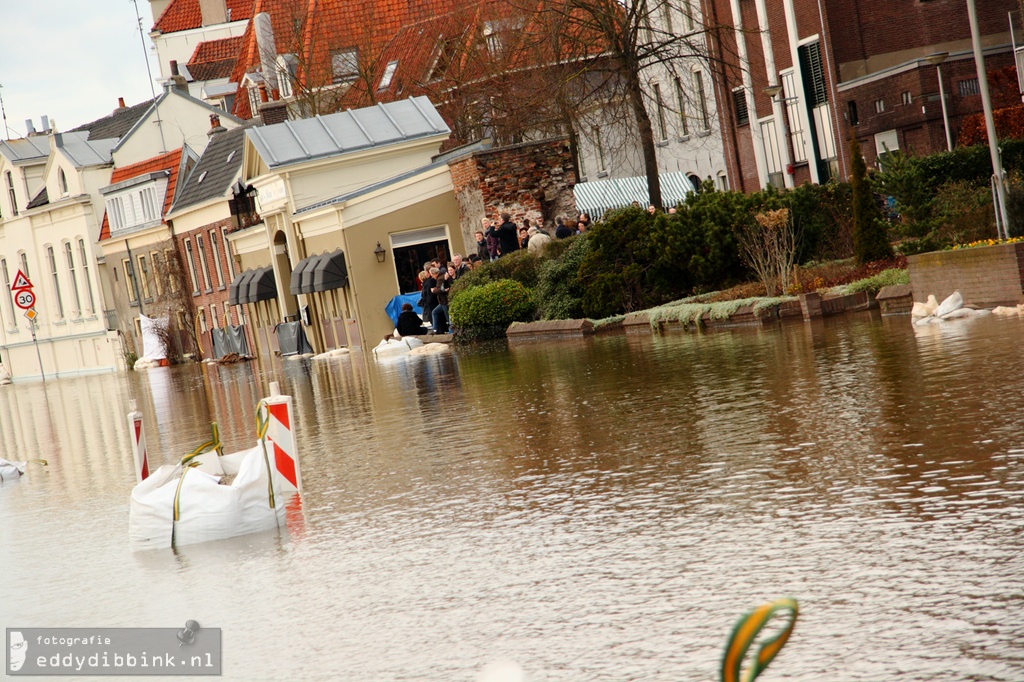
[
  {"xmin": 850, "ymin": 134, "xmax": 893, "ymax": 264},
  {"xmin": 840, "ymin": 268, "xmax": 909, "ymax": 295},
  {"xmin": 449, "ymin": 279, "xmax": 536, "ymax": 341},
  {"xmin": 535, "ymin": 235, "xmax": 590, "ymax": 320},
  {"xmin": 449, "ymin": 249, "xmax": 540, "ymax": 302}
]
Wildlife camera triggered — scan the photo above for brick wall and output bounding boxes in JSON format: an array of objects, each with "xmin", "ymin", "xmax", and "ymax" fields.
[
  {"xmin": 447, "ymin": 138, "xmax": 577, "ymax": 248},
  {"xmin": 907, "ymin": 243, "xmax": 1024, "ymax": 307}
]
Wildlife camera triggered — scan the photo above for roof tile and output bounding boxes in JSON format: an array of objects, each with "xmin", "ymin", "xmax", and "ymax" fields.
[{"xmin": 153, "ymin": 0, "xmax": 255, "ymax": 33}]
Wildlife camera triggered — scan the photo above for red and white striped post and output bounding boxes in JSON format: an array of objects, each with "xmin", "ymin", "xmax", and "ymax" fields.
[
  {"xmin": 127, "ymin": 400, "xmax": 150, "ymax": 483},
  {"xmin": 263, "ymin": 382, "xmax": 301, "ymax": 494}
]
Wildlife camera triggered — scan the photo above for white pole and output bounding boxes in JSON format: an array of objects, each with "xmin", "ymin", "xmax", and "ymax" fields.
[
  {"xmin": 936, "ymin": 64, "xmax": 953, "ymax": 152},
  {"xmin": 967, "ymin": 0, "xmax": 1010, "ymax": 238}
]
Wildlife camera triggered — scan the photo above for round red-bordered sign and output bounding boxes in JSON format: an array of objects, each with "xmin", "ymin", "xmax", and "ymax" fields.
[{"xmin": 14, "ymin": 289, "xmax": 35, "ymax": 310}]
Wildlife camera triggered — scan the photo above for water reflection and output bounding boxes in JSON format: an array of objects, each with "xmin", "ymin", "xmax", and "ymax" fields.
[{"xmin": 2, "ymin": 313, "xmax": 1023, "ymax": 680}]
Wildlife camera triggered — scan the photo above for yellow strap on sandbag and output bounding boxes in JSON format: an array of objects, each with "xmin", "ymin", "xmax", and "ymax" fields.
[
  {"xmin": 720, "ymin": 597, "xmax": 798, "ymax": 682},
  {"xmin": 255, "ymin": 399, "xmax": 275, "ymax": 510},
  {"xmin": 172, "ymin": 461, "xmax": 201, "ymax": 522},
  {"xmin": 180, "ymin": 422, "xmax": 223, "ymax": 466}
]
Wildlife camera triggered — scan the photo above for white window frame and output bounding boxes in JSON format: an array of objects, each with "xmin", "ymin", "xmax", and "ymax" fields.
[
  {"xmin": 185, "ymin": 239, "xmax": 200, "ymax": 293},
  {"xmin": 196, "ymin": 234, "xmax": 212, "ymax": 292},
  {"xmin": 64, "ymin": 241, "xmax": 81, "ymax": 316},
  {"xmin": 79, "ymin": 239, "xmax": 95, "ymax": 314},
  {"xmin": 48, "ymin": 246, "xmax": 64, "ymax": 319},
  {"xmin": 208, "ymin": 230, "xmax": 225, "ymax": 288}
]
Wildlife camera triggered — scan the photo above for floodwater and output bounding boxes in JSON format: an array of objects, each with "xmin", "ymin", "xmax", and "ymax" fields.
[{"xmin": 2, "ymin": 312, "xmax": 1023, "ymax": 681}]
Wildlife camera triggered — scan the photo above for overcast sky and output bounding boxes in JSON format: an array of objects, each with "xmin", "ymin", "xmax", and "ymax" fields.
[{"xmin": 0, "ymin": 0, "xmax": 160, "ymax": 138}]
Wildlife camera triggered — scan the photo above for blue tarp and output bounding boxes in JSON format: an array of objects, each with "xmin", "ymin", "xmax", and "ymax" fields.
[{"xmin": 385, "ymin": 292, "xmax": 424, "ymax": 325}]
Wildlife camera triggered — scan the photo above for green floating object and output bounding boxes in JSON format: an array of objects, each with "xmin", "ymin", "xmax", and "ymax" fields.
[{"xmin": 720, "ymin": 597, "xmax": 799, "ymax": 682}]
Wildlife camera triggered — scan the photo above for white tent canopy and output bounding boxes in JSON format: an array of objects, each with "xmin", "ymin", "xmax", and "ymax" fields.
[{"xmin": 573, "ymin": 171, "xmax": 699, "ymax": 219}]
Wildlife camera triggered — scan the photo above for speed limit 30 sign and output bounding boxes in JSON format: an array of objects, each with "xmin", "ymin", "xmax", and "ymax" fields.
[{"xmin": 15, "ymin": 289, "xmax": 35, "ymax": 310}]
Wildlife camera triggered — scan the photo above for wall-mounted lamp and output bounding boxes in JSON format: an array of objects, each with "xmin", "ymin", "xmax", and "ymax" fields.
[
  {"xmin": 763, "ymin": 84, "xmax": 783, "ymax": 99},
  {"xmin": 374, "ymin": 241, "xmax": 386, "ymax": 263}
]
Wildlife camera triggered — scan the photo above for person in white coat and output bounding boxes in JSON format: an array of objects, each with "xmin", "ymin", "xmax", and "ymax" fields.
[{"xmin": 527, "ymin": 226, "xmax": 553, "ymax": 254}]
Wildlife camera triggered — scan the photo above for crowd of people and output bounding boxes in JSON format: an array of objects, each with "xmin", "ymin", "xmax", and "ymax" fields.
[{"xmin": 395, "ymin": 210, "xmax": 596, "ymax": 337}]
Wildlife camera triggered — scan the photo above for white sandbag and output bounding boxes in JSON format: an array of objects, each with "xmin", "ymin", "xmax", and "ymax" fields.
[
  {"xmin": 991, "ymin": 306, "xmax": 1019, "ymax": 316},
  {"xmin": 0, "ymin": 459, "xmax": 26, "ymax": 482},
  {"xmin": 924, "ymin": 295, "xmax": 940, "ymax": 315},
  {"xmin": 407, "ymin": 343, "xmax": 452, "ymax": 356},
  {"xmin": 934, "ymin": 291, "xmax": 963, "ymax": 318},
  {"xmin": 939, "ymin": 307, "xmax": 978, "ymax": 320},
  {"xmin": 911, "ymin": 301, "xmax": 932, "ymax": 319},
  {"xmin": 129, "ymin": 444, "xmax": 287, "ymax": 549},
  {"xmin": 914, "ymin": 315, "xmax": 939, "ymax": 326},
  {"xmin": 372, "ymin": 336, "xmax": 424, "ymax": 359}
]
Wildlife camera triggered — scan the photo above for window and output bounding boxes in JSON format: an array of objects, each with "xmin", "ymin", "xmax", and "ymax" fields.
[
  {"xmin": 732, "ymin": 87, "xmax": 749, "ymax": 126},
  {"xmin": 122, "ymin": 258, "xmax": 139, "ymax": 304},
  {"xmin": 331, "ymin": 49, "xmax": 359, "ymax": 84},
  {"xmin": 198, "ymin": 307, "xmax": 208, "ymax": 333},
  {"xmin": 958, "ymin": 78, "xmax": 980, "ymax": 97},
  {"xmin": 247, "ymin": 86, "xmax": 261, "ymax": 116},
  {"xmin": 592, "ymin": 126, "xmax": 606, "ymax": 172},
  {"xmin": 221, "ymin": 227, "xmax": 235, "ymax": 279},
  {"xmin": 185, "ymin": 239, "xmax": 200, "ymax": 293},
  {"xmin": 662, "ymin": 1, "xmax": 674, "ymax": 33},
  {"xmin": 79, "ymin": 239, "xmax": 94, "ymax": 313},
  {"xmin": 653, "ymin": 83, "xmax": 668, "ymax": 140},
  {"xmin": 426, "ymin": 38, "xmax": 459, "ymax": 82},
  {"xmin": 378, "ymin": 60, "xmax": 398, "ymax": 91},
  {"xmin": 196, "ymin": 235, "xmax": 212, "ymax": 291},
  {"xmin": 138, "ymin": 255, "xmax": 151, "ymax": 301},
  {"xmin": 58, "ymin": 168, "xmax": 69, "ymax": 197},
  {"xmin": 48, "ymin": 247, "xmax": 64, "ymax": 319},
  {"xmin": 901, "ymin": 91, "xmax": 913, "ymax": 106},
  {"xmin": 106, "ymin": 186, "xmax": 159, "ymax": 233},
  {"xmin": 683, "ymin": 0, "xmax": 695, "ymax": 31},
  {"xmin": 875, "ymin": 99, "xmax": 885, "ymax": 114},
  {"xmin": 0, "ymin": 259, "xmax": 14, "ymax": 328},
  {"xmin": 276, "ymin": 54, "xmax": 298, "ymax": 98},
  {"xmin": 693, "ymin": 70, "xmax": 710, "ymax": 130},
  {"xmin": 782, "ymin": 71, "xmax": 807, "ymax": 162},
  {"xmin": 675, "ymin": 77, "xmax": 689, "ymax": 136},
  {"xmin": 760, "ymin": 118, "xmax": 784, "ymax": 189},
  {"xmin": 798, "ymin": 41, "xmax": 827, "ymax": 108},
  {"xmin": 6, "ymin": 171, "xmax": 18, "ymax": 216},
  {"xmin": 150, "ymin": 251, "xmax": 163, "ymax": 296},
  {"xmin": 716, "ymin": 172, "xmax": 728, "ymax": 191},
  {"xmin": 848, "ymin": 100, "xmax": 859, "ymax": 126},
  {"xmin": 210, "ymin": 304, "xmax": 219, "ymax": 329},
  {"xmin": 208, "ymin": 231, "xmax": 225, "ymax": 288},
  {"xmin": 19, "ymin": 252, "xmax": 29, "ymax": 279},
  {"xmin": 64, "ymin": 242, "xmax": 81, "ymax": 315}
]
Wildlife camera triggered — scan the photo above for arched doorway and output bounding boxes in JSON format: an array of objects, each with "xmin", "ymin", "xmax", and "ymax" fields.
[{"xmin": 273, "ymin": 230, "xmax": 298, "ymax": 320}]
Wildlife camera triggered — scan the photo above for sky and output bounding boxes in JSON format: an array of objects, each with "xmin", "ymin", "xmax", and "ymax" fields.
[{"xmin": 0, "ymin": 0, "xmax": 160, "ymax": 139}]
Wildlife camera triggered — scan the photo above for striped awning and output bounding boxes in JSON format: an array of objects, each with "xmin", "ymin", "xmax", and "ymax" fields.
[{"xmin": 573, "ymin": 171, "xmax": 699, "ymax": 219}]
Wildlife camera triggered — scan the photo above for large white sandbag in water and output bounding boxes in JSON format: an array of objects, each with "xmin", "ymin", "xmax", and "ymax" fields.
[
  {"xmin": 911, "ymin": 301, "xmax": 932, "ymax": 318},
  {"xmin": 934, "ymin": 291, "xmax": 963, "ymax": 318}
]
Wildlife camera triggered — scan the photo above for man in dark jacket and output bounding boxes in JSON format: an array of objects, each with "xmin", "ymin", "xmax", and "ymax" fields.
[
  {"xmin": 555, "ymin": 216, "xmax": 574, "ymax": 239},
  {"xmin": 496, "ymin": 212, "xmax": 519, "ymax": 256}
]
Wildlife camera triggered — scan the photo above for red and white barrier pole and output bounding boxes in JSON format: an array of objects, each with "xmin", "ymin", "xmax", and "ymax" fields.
[
  {"xmin": 128, "ymin": 400, "xmax": 150, "ymax": 483},
  {"xmin": 263, "ymin": 382, "xmax": 301, "ymax": 494}
]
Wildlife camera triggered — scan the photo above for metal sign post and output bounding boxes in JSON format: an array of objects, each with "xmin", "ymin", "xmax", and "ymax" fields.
[{"xmin": 11, "ymin": 270, "xmax": 44, "ymax": 382}]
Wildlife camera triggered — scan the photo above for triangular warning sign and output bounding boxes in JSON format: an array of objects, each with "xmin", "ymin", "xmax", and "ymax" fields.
[{"xmin": 11, "ymin": 270, "xmax": 31, "ymax": 291}]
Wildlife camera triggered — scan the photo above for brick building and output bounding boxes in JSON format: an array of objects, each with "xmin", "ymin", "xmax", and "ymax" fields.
[{"xmin": 704, "ymin": 0, "xmax": 1019, "ymax": 193}]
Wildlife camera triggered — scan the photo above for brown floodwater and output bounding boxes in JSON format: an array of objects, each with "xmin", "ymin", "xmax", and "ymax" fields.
[{"xmin": 1, "ymin": 312, "xmax": 1023, "ymax": 681}]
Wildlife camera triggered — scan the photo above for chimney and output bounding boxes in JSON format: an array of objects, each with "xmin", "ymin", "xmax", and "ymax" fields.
[
  {"xmin": 25, "ymin": 119, "xmax": 35, "ymax": 135},
  {"xmin": 258, "ymin": 83, "xmax": 269, "ymax": 103},
  {"xmin": 259, "ymin": 99, "xmax": 289, "ymax": 126},
  {"xmin": 208, "ymin": 113, "xmax": 226, "ymax": 136},
  {"xmin": 199, "ymin": 0, "xmax": 228, "ymax": 26},
  {"xmin": 118, "ymin": 97, "xmax": 126, "ymax": 109},
  {"xmin": 40, "ymin": 115, "xmax": 49, "ymax": 133},
  {"xmin": 168, "ymin": 60, "xmax": 189, "ymax": 94}
]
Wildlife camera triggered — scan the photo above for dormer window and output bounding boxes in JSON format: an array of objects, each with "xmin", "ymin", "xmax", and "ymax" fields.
[
  {"xmin": 331, "ymin": 49, "xmax": 359, "ymax": 84},
  {"xmin": 276, "ymin": 54, "xmax": 298, "ymax": 98},
  {"xmin": 105, "ymin": 181, "xmax": 161, "ymax": 235},
  {"xmin": 379, "ymin": 61, "xmax": 399, "ymax": 91}
]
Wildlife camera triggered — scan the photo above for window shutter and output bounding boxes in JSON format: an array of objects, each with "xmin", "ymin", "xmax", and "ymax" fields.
[
  {"xmin": 732, "ymin": 88, "xmax": 749, "ymax": 126},
  {"xmin": 799, "ymin": 42, "xmax": 827, "ymax": 107}
]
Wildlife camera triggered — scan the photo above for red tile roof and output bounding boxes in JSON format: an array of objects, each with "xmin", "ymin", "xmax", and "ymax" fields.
[
  {"xmin": 188, "ymin": 36, "xmax": 244, "ymax": 81},
  {"xmin": 153, "ymin": 0, "xmax": 255, "ymax": 34},
  {"xmin": 99, "ymin": 148, "xmax": 185, "ymax": 241},
  {"xmin": 228, "ymin": 0, "xmax": 460, "ymax": 119}
]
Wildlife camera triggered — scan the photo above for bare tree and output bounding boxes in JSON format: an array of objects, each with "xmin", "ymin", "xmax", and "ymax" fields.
[
  {"xmin": 528, "ymin": 0, "xmax": 730, "ymax": 207},
  {"xmin": 737, "ymin": 208, "xmax": 797, "ymax": 296}
]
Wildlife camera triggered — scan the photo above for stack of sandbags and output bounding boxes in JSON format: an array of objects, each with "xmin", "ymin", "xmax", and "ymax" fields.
[{"xmin": 911, "ymin": 290, "xmax": 991, "ymax": 325}]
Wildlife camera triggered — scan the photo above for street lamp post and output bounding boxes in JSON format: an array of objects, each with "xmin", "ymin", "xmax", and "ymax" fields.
[{"xmin": 926, "ymin": 52, "xmax": 953, "ymax": 153}]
